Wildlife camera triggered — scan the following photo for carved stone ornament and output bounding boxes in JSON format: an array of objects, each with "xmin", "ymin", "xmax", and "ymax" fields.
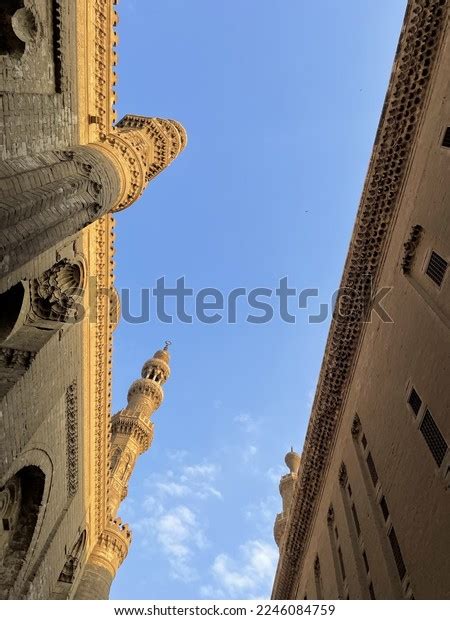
[
  {"xmin": 338, "ymin": 463, "xmax": 348, "ymax": 487},
  {"xmin": 31, "ymin": 260, "xmax": 84, "ymax": 324},
  {"xmin": 401, "ymin": 224, "xmax": 424, "ymax": 274},
  {"xmin": 351, "ymin": 414, "xmax": 362, "ymax": 438},
  {"xmin": 66, "ymin": 381, "xmax": 79, "ymax": 497},
  {"xmin": 327, "ymin": 505, "xmax": 335, "ymax": 526}
]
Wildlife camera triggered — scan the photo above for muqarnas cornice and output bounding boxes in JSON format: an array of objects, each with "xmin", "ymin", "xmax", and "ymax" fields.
[{"xmin": 93, "ymin": 115, "xmax": 188, "ymax": 213}]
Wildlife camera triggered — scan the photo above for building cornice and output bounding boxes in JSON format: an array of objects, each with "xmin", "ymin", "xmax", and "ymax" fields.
[{"xmin": 272, "ymin": 0, "xmax": 448, "ymax": 599}]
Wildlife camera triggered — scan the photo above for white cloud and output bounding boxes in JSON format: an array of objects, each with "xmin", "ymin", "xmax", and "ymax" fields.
[
  {"xmin": 181, "ymin": 463, "xmax": 218, "ymax": 480},
  {"xmin": 156, "ymin": 481, "xmax": 190, "ymax": 497},
  {"xmin": 233, "ymin": 413, "xmax": 260, "ymax": 434},
  {"xmin": 266, "ymin": 465, "xmax": 285, "ymax": 485},
  {"xmin": 146, "ymin": 461, "xmax": 222, "ymax": 501},
  {"xmin": 131, "ymin": 460, "xmax": 223, "ymax": 584},
  {"xmin": 167, "ymin": 449, "xmax": 188, "ymax": 462},
  {"xmin": 134, "ymin": 504, "xmax": 207, "ymax": 583},
  {"xmin": 205, "ymin": 540, "xmax": 278, "ymax": 599},
  {"xmin": 244, "ymin": 496, "xmax": 279, "ymax": 529},
  {"xmin": 242, "ymin": 444, "xmax": 258, "ymax": 463}
]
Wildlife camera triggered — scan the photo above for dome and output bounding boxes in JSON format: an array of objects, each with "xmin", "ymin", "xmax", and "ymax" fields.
[{"xmin": 285, "ymin": 448, "xmax": 301, "ymax": 475}]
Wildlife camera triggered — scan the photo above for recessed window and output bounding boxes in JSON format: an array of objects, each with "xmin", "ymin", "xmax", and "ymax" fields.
[
  {"xmin": 347, "ymin": 483, "xmax": 352, "ymax": 497},
  {"xmin": 420, "ymin": 410, "xmax": 448, "ymax": 467},
  {"xmin": 388, "ymin": 527, "xmax": 406, "ymax": 581},
  {"xmin": 362, "ymin": 550, "xmax": 370, "ymax": 574},
  {"xmin": 338, "ymin": 546, "xmax": 346, "ymax": 581},
  {"xmin": 442, "ymin": 127, "xmax": 450, "ymax": 148},
  {"xmin": 366, "ymin": 452, "xmax": 379, "ymax": 487},
  {"xmin": 351, "ymin": 503, "xmax": 361, "ymax": 537},
  {"xmin": 361, "ymin": 434, "xmax": 368, "ymax": 450},
  {"xmin": 408, "ymin": 388, "xmax": 422, "ymax": 416},
  {"xmin": 379, "ymin": 496, "xmax": 390, "ymax": 521},
  {"xmin": 425, "ymin": 251, "xmax": 448, "ymax": 287}
]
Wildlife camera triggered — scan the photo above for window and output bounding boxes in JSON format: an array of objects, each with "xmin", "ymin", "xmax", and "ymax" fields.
[
  {"xmin": 379, "ymin": 496, "xmax": 390, "ymax": 521},
  {"xmin": 408, "ymin": 388, "xmax": 422, "ymax": 416},
  {"xmin": 420, "ymin": 410, "xmax": 448, "ymax": 467},
  {"xmin": 337, "ymin": 546, "xmax": 346, "ymax": 581},
  {"xmin": 362, "ymin": 550, "xmax": 370, "ymax": 574},
  {"xmin": 314, "ymin": 556, "xmax": 323, "ymax": 600},
  {"xmin": 351, "ymin": 503, "xmax": 361, "ymax": 537},
  {"xmin": 366, "ymin": 452, "xmax": 378, "ymax": 487},
  {"xmin": 361, "ymin": 434, "xmax": 368, "ymax": 450},
  {"xmin": 389, "ymin": 527, "xmax": 406, "ymax": 581},
  {"xmin": 442, "ymin": 127, "xmax": 450, "ymax": 148},
  {"xmin": 425, "ymin": 251, "xmax": 447, "ymax": 287}
]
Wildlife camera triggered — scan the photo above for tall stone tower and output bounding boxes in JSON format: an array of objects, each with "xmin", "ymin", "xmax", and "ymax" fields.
[
  {"xmin": 74, "ymin": 343, "xmax": 171, "ymax": 600},
  {"xmin": 274, "ymin": 449, "xmax": 301, "ymax": 548}
]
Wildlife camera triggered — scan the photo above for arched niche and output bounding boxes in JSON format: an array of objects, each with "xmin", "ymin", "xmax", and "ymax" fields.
[
  {"xmin": 50, "ymin": 530, "xmax": 87, "ymax": 599},
  {"xmin": 0, "ymin": 466, "xmax": 45, "ymax": 600},
  {"xmin": 0, "ymin": 281, "xmax": 28, "ymax": 344}
]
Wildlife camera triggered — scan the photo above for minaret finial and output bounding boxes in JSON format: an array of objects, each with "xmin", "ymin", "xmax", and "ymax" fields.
[{"xmin": 164, "ymin": 340, "xmax": 172, "ymax": 351}]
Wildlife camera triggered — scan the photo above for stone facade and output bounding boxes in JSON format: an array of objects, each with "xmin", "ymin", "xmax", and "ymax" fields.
[
  {"xmin": 0, "ymin": 0, "xmax": 184, "ymax": 600},
  {"xmin": 272, "ymin": 0, "xmax": 450, "ymax": 600}
]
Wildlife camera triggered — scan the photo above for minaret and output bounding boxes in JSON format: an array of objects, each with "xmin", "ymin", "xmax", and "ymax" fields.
[
  {"xmin": 274, "ymin": 448, "xmax": 301, "ymax": 548},
  {"xmin": 74, "ymin": 343, "xmax": 171, "ymax": 600},
  {"xmin": 109, "ymin": 341, "xmax": 171, "ymax": 515}
]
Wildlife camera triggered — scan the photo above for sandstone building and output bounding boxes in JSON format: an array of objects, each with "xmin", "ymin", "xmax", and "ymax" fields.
[
  {"xmin": 0, "ymin": 0, "xmax": 185, "ymax": 599},
  {"xmin": 273, "ymin": 0, "xmax": 450, "ymax": 600}
]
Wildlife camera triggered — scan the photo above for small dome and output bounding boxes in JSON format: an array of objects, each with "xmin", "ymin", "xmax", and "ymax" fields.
[
  {"xmin": 140, "ymin": 341, "xmax": 171, "ymax": 383},
  {"xmin": 285, "ymin": 448, "xmax": 301, "ymax": 475},
  {"xmin": 153, "ymin": 348, "xmax": 170, "ymax": 363}
]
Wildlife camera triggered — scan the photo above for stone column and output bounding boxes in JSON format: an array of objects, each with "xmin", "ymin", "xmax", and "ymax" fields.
[
  {"xmin": 74, "ymin": 519, "xmax": 131, "ymax": 600},
  {"xmin": 0, "ymin": 145, "xmax": 121, "ymax": 278}
]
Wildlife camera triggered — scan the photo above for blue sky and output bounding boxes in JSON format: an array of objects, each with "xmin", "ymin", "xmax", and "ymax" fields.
[{"xmin": 110, "ymin": 0, "xmax": 407, "ymax": 600}]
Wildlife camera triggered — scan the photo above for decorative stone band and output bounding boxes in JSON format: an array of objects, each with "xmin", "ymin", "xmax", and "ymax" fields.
[
  {"xmin": 111, "ymin": 412, "xmax": 154, "ymax": 454},
  {"xmin": 92, "ymin": 115, "xmax": 187, "ymax": 213},
  {"xmin": 89, "ymin": 518, "xmax": 132, "ymax": 577},
  {"xmin": 272, "ymin": 0, "xmax": 448, "ymax": 600},
  {"xmin": 127, "ymin": 378, "xmax": 163, "ymax": 410}
]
